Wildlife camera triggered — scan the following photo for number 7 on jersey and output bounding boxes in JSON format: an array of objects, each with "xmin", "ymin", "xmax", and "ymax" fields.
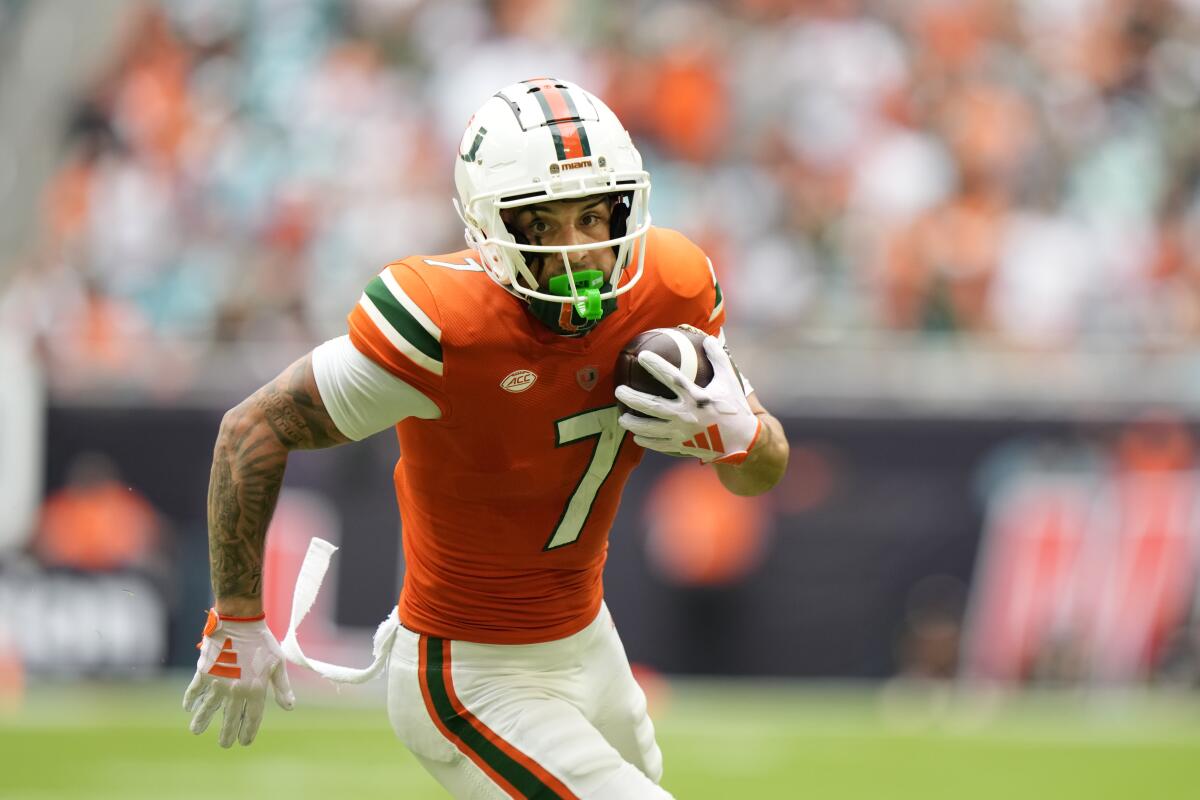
[{"xmin": 544, "ymin": 406, "xmax": 625, "ymax": 550}]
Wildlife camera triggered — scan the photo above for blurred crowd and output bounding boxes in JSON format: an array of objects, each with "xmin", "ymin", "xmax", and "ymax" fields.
[{"xmin": 5, "ymin": 0, "xmax": 1200, "ymax": 393}]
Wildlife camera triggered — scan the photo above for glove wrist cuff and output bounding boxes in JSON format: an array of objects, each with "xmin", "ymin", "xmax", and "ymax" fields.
[
  {"xmin": 216, "ymin": 611, "xmax": 267, "ymax": 622},
  {"xmin": 203, "ymin": 607, "xmax": 266, "ymax": 638},
  {"xmin": 712, "ymin": 417, "xmax": 763, "ymax": 466}
]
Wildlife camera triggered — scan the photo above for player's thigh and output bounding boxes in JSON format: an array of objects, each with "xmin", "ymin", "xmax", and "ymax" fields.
[
  {"xmin": 459, "ymin": 690, "xmax": 673, "ymax": 799},
  {"xmin": 407, "ymin": 705, "xmax": 670, "ymax": 800},
  {"xmin": 386, "ymin": 625, "xmax": 459, "ymax": 764},
  {"xmin": 387, "ymin": 628, "xmax": 671, "ymax": 798},
  {"xmin": 584, "ymin": 614, "xmax": 663, "ymax": 782},
  {"xmin": 411, "ymin": 751, "xmax": 509, "ymax": 800}
]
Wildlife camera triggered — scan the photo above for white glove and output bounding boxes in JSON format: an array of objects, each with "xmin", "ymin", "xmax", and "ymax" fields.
[
  {"xmin": 183, "ymin": 608, "xmax": 295, "ymax": 748},
  {"xmin": 616, "ymin": 335, "xmax": 762, "ymax": 465}
]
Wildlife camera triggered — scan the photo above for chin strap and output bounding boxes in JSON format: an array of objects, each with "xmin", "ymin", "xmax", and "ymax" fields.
[{"xmin": 280, "ymin": 538, "xmax": 398, "ymax": 684}]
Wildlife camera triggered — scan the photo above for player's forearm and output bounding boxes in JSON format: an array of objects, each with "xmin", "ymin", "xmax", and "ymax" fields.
[
  {"xmin": 207, "ymin": 354, "xmax": 351, "ymax": 615},
  {"xmin": 208, "ymin": 399, "xmax": 289, "ymax": 615},
  {"xmin": 714, "ymin": 411, "xmax": 788, "ymax": 496}
]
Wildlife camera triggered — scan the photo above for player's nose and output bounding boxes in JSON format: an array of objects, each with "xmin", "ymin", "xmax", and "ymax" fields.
[
  {"xmin": 558, "ymin": 223, "xmax": 591, "ymax": 248},
  {"xmin": 561, "ymin": 226, "xmax": 596, "ymax": 265}
]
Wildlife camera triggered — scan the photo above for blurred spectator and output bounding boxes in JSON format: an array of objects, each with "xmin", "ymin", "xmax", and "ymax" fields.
[
  {"xmin": 49, "ymin": 279, "xmax": 155, "ymax": 381},
  {"xmin": 896, "ymin": 574, "xmax": 966, "ymax": 680},
  {"xmin": 880, "ymin": 172, "xmax": 1010, "ymax": 333},
  {"xmin": 7, "ymin": 0, "xmax": 1200, "ymax": 393},
  {"xmin": 643, "ymin": 461, "xmax": 770, "ymax": 586},
  {"xmin": 35, "ymin": 452, "xmax": 162, "ymax": 572}
]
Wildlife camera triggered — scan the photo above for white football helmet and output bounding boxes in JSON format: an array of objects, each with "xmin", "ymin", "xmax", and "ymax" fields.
[{"xmin": 454, "ymin": 78, "xmax": 651, "ymax": 326}]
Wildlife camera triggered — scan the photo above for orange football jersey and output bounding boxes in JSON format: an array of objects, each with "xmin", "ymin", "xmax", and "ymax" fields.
[{"xmin": 347, "ymin": 227, "xmax": 726, "ymax": 644}]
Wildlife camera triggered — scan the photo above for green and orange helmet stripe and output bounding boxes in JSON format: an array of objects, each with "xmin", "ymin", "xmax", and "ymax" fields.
[{"xmin": 522, "ymin": 78, "xmax": 593, "ymax": 161}]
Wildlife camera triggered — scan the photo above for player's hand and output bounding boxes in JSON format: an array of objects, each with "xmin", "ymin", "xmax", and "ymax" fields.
[
  {"xmin": 616, "ymin": 336, "xmax": 762, "ymax": 465},
  {"xmin": 183, "ymin": 608, "xmax": 295, "ymax": 748}
]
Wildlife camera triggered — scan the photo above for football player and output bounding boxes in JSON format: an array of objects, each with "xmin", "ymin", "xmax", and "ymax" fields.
[{"xmin": 184, "ymin": 78, "xmax": 789, "ymax": 799}]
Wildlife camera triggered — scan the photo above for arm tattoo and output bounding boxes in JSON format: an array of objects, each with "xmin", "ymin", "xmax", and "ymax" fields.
[
  {"xmin": 207, "ymin": 354, "xmax": 351, "ymax": 602},
  {"xmin": 256, "ymin": 357, "xmax": 350, "ymax": 450}
]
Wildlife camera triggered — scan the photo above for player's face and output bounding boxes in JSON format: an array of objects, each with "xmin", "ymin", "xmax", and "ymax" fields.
[{"xmin": 503, "ymin": 196, "xmax": 616, "ymax": 288}]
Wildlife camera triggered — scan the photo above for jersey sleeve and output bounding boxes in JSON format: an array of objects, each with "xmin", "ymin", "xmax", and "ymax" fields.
[
  {"xmin": 653, "ymin": 228, "xmax": 726, "ymax": 336},
  {"xmin": 699, "ymin": 257, "xmax": 753, "ymax": 396},
  {"xmin": 697, "ymin": 255, "xmax": 726, "ymax": 335},
  {"xmin": 682, "ymin": 247, "xmax": 750, "ymax": 396},
  {"xmin": 346, "ymin": 262, "xmax": 451, "ymax": 417},
  {"xmin": 312, "ymin": 335, "xmax": 441, "ymax": 441}
]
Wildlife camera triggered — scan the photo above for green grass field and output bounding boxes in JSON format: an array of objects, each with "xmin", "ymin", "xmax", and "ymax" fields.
[{"xmin": 2, "ymin": 676, "xmax": 1198, "ymax": 799}]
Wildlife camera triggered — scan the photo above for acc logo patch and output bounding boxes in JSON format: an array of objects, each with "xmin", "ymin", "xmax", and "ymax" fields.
[{"xmin": 500, "ymin": 369, "xmax": 538, "ymax": 393}]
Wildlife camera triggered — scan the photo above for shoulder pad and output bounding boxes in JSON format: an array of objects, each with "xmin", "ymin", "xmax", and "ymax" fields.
[{"xmin": 647, "ymin": 227, "xmax": 711, "ymax": 300}]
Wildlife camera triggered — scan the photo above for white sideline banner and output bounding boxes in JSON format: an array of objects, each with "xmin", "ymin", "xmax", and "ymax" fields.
[{"xmin": 0, "ymin": 336, "xmax": 43, "ymax": 553}]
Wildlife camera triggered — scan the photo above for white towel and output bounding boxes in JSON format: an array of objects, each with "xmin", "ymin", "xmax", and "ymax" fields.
[{"xmin": 280, "ymin": 537, "xmax": 398, "ymax": 684}]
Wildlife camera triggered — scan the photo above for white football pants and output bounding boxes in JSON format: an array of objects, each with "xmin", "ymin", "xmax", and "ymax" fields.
[{"xmin": 386, "ymin": 603, "xmax": 673, "ymax": 799}]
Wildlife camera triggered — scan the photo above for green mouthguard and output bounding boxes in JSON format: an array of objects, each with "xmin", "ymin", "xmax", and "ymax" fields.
[{"xmin": 547, "ymin": 270, "xmax": 605, "ymax": 320}]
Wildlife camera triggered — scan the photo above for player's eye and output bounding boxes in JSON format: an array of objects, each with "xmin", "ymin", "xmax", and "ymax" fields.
[
  {"xmin": 580, "ymin": 213, "xmax": 602, "ymax": 227},
  {"xmin": 529, "ymin": 219, "xmax": 551, "ymax": 235}
]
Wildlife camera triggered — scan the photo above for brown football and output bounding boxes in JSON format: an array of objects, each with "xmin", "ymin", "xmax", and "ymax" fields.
[{"xmin": 614, "ymin": 325, "xmax": 714, "ymax": 416}]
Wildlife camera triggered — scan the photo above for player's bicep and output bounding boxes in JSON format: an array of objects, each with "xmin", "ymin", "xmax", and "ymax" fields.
[
  {"xmin": 312, "ymin": 335, "xmax": 440, "ymax": 441},
  {"xmin": 247, "ymin": 352, "xmax": 353, "ymax": 451}
]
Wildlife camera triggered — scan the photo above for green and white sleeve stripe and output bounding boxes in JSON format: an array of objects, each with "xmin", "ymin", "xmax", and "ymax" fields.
[
  {"xmin": 359, "ymin": 269, "xmax": 444, "ymax": 376},
  {"xmin": 705, "ymin": 257, "xmax": 724, "ymax": 323}
]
